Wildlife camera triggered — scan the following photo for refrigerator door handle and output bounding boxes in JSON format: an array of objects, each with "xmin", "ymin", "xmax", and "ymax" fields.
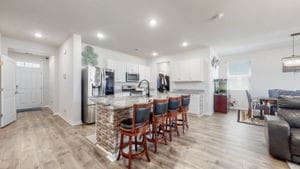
[{"xmin": 102, "ymin": 71, "xmax": 106, "ymax": 96}]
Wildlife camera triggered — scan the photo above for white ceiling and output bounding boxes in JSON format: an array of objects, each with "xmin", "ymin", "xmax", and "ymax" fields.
[{"xmin": 1, "ymin": 0, "xmax": 300, "ymax": 57}]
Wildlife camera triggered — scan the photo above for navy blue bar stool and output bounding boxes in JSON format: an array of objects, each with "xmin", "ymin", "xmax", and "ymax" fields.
[
  {"xmin": 177, "ymin": 95, "xmax": 190, "ymax": 133},
  {"xmin": 165, "ymin": 96, "xmax": 181, "ymax": 141},
  {"xmin": 147, "ymin": 98, "xmax": 168, "ymax": 153},
  {"xmin": 117, "ymin": 103, "xmax": 151, "ymax": 169}
]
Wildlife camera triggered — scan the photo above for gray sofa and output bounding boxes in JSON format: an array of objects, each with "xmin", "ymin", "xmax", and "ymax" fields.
[
  {"xmin": 268, "ymin": 89, "xmax": 300, "ymax": 114},
  {"xmin": 265, "ymin": 95, "xmax": 300, "ymax": 163},
  {"xmin": 269, "ymin": 89, "xmax": 300, "ymax": 98}
]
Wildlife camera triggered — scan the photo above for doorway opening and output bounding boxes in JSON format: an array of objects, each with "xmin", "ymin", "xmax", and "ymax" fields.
[{"xmin": 8, "ymin": 50, "xmax": 49, "ymax": 112}]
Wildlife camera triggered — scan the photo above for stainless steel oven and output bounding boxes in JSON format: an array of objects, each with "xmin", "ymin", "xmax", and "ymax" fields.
[{"xmin": 126, "ymin": 72, "xmax": 139, "ymax": 82}]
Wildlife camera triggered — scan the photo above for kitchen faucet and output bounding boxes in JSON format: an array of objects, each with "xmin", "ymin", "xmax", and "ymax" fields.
[{"xmin": 137, "ymin": 79, "xmax": 150, "ymax": 97}]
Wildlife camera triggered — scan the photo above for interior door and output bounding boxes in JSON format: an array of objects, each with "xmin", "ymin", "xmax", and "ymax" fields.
[
  {"xmin": 0, "ymin": 55, "xmax": 16, "ymax": 127},
  {"xmin": 16, "ymin": 65, "xmax": 42, "ymax": 110}
]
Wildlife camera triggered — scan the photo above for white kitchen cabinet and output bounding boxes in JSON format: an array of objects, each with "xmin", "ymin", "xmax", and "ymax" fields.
[
  {"xmin": 171, "ymin": 58, "xmax": 204, "ymax": 82},
  {"xmin": 107, "ymin": 60, "xmax": 126, "ymax": 82},
  {"xmin": 171, "ymin": 92, "xmax": 204, "ymax": 115},
  {"xmin": 179, "ymin": 60, "xmax": 189, "ymax": 81},
  {"xmin": 139, "ymin": 65, "xmax": 151, "ymax": 81},
  {"xmin": 189, "ymin": 94, "xmax": 204, "ymax": 115},
  {"xmin": 189, "ymin": 58, "xmax": 204, "ymax": 81},
  {"xmin": 126, "ymin": 63, "xmax": 139, "ymax": 73},
  {"xmin": 171, "ymin": 61, "xmax": 180, "ymax": 81}
]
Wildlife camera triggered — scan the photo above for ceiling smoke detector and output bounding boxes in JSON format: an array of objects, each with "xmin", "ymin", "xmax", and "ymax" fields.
[{"xmin": 210, "ymin": 13, "xmax": 224, "ymax": 20}]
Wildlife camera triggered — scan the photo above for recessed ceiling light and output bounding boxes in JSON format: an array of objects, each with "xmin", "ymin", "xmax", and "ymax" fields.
[
  {"xmin": 97, "ymin": 32, "xmax": 105, "ymax": 39},
  {"xmin": 152, "ymin": 52, "xmax": 158, "ymax": 57},
  {"xmin": 217, "ymin": 13, "xmax": 224, "ymax": 19},
  {"xmin": 34, "ymin": 32, "xmax": 43, "ymax": 38},
  {"xmin": 182, "ymin": 42, "xmax": 189, "ymax": 47},
  {"xmin": 149, "ymin": 19, "xmax": 157, "ymax": 27}
]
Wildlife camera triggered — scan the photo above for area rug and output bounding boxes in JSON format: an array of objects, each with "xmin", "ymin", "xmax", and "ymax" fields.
[
  {"xmin": 288, "ymin": 162, "xmax": 300, "ymax": 169},
  {"xmin": 237, "ymin": 110, "xmax": 264, "ymax": 126}
]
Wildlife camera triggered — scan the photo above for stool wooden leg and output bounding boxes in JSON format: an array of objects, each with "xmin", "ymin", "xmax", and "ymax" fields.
[
  {"xmin": 128, "ymin": 136, "xmax": 132, "ymax": 169},
  {"xmin": 117, "ymin": 133, "xmax": 123, "ymax": 160},
  {"xmin": 162, "ymin": 123, "xmax": 167, "ymax": 145},
  {"xmin": 169, "ymin": 117, "xmax": 172, "ymax": 141},
  {"xmin": 185, "ymin": 112, "xmax": 189, "ymax": 128},
  {"xmin": 174, "ymin": 116, "xmax": 180, "ymax": 136},
  {"xmin": 144, "ymin": 133, "xmax": 150, "ymax": 162},
  {"xmin": 153, "ymin": 124, "xmax": 157, "ymax": 153},
  {"xmin": 182, "ymin": 113, "xmax": 185, "ymax": 134},
  {"xmin": 134, "ymin": 136, "xmax": 137, "ymax": 151}
]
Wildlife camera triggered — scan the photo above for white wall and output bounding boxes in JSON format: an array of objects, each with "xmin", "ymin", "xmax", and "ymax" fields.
[
  {"xmin": 82, "ymin": 43, "xmax": 148, "ymax": 67},
  {"xmin": 57, "ymin": 34, "xmax": 82, "ymax": 125},
  {"xmin": 0, "ymin": 33, "xmax": 2, "ymax": 54},
  {"xmin": 219, "ymin": 44, "xmax": 300, "ymax": 109},
  {"xmin": 149, "ymin": 48, "xmax": 215, "ymax": 115},
  {"xmin": 219, "ymin": 44, "xmax": 300, "ymax": 97},
  {"xmin": 1, "ymin": 36, "xmax": 57, "ymax": 56},
  {"xmin": 48, "ymin": 55, "xmax": 58, "ymax": 113},
  {"xmin": 81, "ymin": 43, "xmax": 149, "ymax": 90}
]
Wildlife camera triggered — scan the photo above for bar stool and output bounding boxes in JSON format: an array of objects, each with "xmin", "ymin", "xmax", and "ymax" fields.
[
  {"xmin": 117, "ymin": 103, "xmax": 151, "ymax": 169},
  {"xmin": 165, "ymin": 96, "xmax": 181, "ymax": 141},
  {"xmin": 147, "ymin": 99, "xmax": 168, "ymax": 153},
  {"xmin": 177, "ymin": 95, "xmax": 190, "ymax": 133}
]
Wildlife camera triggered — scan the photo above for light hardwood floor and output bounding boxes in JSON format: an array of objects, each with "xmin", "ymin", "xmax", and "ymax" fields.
[{"xmin": 0, "ymin": 109, "xmax": 289, "ymax": 169}]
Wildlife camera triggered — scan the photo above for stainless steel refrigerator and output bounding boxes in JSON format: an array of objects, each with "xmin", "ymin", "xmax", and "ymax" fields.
[{"xmin": 82, "ymin": 66, "xmax": 114, "ymax": 124}]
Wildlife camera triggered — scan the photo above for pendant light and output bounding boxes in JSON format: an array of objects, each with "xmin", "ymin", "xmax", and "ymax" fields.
[{"xmin": 281, "ymin": 33, "xmax": 300, "ymax": 67}]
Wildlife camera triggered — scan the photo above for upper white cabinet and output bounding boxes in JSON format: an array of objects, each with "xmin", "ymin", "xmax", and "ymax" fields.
[
  {"xmin": 107, "ymin": 60, "xmax": 126, "ymax": 82},
  {"xmin": 189, "ymin": 58, "xmax": 204, "ymax": 81},
  {"xmin": 126, "ymin": 63, "xmax": 139, "ymax": 73},
  {"xmin": 171, "ymin": 58, "xmax": 204, "ymax": 82},
  {"xmin": 139, "ymin": 65, "xmax": 151, "ymax": 81},
  {"xmin": 107, "ymin": 60, "xmax": 150, "ymax": 82}
]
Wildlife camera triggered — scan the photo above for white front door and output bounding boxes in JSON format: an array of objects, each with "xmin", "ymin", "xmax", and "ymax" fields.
[
  {"xmin": 0, "ymin": 55, "xmax": 16, "ymax": 127},
  {"xmin": 16, "ymin": 64, "xmax": 43, "ymax": 110}
]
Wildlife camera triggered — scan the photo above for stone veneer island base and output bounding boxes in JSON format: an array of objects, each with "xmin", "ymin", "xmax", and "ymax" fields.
[
  {"xmin": 92, "ymin": 93, "xmax": 184, "ymax": 161},
  {"xmin": 96, "ymin": 103, "xmax": 132, "ymax": 161}
]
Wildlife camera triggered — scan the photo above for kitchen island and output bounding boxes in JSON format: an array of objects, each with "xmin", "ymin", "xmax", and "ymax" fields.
[{"xmin": 91, "ymin": 93, "xmax": 181, "ymax": 161}]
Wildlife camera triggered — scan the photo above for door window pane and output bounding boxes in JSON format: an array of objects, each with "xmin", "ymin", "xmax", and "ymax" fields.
[{"xmin": 16, "ymin": 62, "xmax": 40, "ymax": 68}]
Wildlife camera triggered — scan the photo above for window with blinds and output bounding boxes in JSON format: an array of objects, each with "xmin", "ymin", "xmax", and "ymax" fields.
[{"xmin": 228, "ymin": 60, "xmax": 251, "ymax": 90}]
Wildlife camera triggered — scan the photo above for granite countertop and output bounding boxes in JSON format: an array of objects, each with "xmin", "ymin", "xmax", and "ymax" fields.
[
  {"xmin": 171, "ymin": 89, "xmax": 205, "ymax": 94},
  {"xmin": 91, "ymin": 92, "xmax": 183, "ymax": 110}
]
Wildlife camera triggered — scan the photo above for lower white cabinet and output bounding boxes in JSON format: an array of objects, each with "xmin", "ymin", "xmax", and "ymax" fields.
[
  {"xmin": 188, "ymin": 94, "xmax": 204, "ymax": 115},
  {"xmin": 173, "ymin": 92, "xmax": 204, "ymax": 115}
]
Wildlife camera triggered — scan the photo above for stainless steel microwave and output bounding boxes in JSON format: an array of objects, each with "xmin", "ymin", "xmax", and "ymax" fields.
[{"xmin": 126, "ymin": 72, "xmax": 139, "ymax": 82}]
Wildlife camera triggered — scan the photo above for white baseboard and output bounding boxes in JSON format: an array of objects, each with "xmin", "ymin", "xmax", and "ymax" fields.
[
  {"xmin": 55, "ymin": 113, "xmax": 82, "ymax": 126},
  {"xmin": 287, "ymin": 161, "xmax": 300, "ymax": 169},
  {"xmin": 95, "ymin": 144, "xmax": 118, "ymax": 162}
]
